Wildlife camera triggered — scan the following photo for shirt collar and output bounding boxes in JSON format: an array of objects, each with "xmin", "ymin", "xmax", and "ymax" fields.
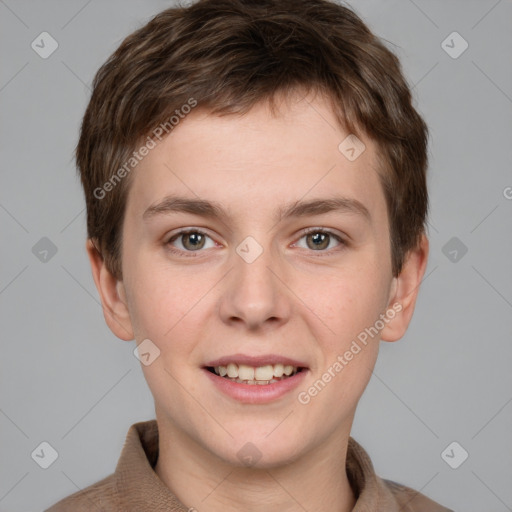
[{"xmin": 114, "ymin": 419, "xmax": 404, "ymax": 511}]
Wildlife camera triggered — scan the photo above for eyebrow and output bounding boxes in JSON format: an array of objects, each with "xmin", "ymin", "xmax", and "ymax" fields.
[{"xmin": 142, "ymin": 194, "xmax": 371, "ymax": 224}]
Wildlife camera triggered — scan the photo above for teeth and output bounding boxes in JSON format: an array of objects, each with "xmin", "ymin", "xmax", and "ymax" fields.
[
  {"xmin": 283, "ymin": 365, "xmax": 294, "ymax": 376},
  {"xmin": 227, "ymin": 363, "xmax": 238, "ymax": 378},
  {"xmin": 273, "ymin": 363, "xmax": 284, "ymax": 377},
  {"xmin": 254, "ymin": 365, "xmax": 274, "ymax": 380},
  {"xmin": 213, "ymin": 363, "xmax": 299, "ymax": 383},
  {"xmin": 234, "ymin": 378, "xmax": 280, "ymax": 385},
  {"xmin": 238, "ymin": 364, "xmax": 254, "ymax": 380}
]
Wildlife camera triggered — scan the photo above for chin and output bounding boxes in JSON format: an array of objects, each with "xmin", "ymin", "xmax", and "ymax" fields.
[{"xmin": 208, "ymin": 429, "xmax": 309, "ymax": 470}]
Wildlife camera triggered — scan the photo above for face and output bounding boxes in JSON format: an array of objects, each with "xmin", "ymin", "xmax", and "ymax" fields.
[{"xmin": 95, "ymin": 91, "xmax": 424, "ymax": 469}]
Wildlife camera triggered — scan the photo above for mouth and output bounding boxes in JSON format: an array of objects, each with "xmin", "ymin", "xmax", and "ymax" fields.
[
  {"xmin": 203, "ymin": 356, "xmax": 308, "ymax": 403},
  {"xmin": 206, "ymin": 363, "xmax": 304, "ymax": 385}
]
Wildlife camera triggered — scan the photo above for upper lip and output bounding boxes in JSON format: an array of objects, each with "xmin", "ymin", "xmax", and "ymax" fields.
[{"xmin": 205, "ymin": 354, "xmax": 308, "ymax": 368}]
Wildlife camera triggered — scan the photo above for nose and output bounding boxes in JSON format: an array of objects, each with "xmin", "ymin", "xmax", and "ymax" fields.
[{"xmin": 217, "ymin": 237, "xmax": 292, "ymax": 332}]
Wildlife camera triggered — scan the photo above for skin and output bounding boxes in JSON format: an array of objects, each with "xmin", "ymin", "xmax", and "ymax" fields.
[{"xmin": 87, "ymin": 90, "xmax": 428, "ymax": 512}]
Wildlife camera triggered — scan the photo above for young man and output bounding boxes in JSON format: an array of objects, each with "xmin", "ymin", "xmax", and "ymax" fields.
[{"xmin": 46, "ymin": 0, "xmax": 452, "ymax": 510}]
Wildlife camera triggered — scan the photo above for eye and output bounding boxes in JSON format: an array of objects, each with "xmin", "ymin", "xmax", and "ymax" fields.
[
  {"xmin": 165, "ymin": 227, "xmax": 346, "ymax": 257},
  {"xmin": 166, "ymin": 229, "xmax": 217, "ymax": 254},
  {"xmin": 293, "ymin": 228, "xmax": 345, "ymax": 253}
]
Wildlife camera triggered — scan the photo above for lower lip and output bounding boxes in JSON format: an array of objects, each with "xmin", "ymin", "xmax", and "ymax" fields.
[{"xmin": 203, "ymin": 368, "xmax": 308, "ymax": 404}]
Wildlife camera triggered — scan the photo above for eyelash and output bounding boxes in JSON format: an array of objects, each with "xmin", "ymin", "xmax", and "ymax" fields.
[{"xmin": 165, "ymin": 227, "xmax": 346, "ymax": 257}]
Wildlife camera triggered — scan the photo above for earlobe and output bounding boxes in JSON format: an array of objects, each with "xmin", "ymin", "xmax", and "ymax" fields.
[
  {"xmin": 380, "ymin": 234, "xmax": 429, "ymax": 342},
  {"xmin": 86, "ymin": 239, "xmax": 134, "ymax": 341}
]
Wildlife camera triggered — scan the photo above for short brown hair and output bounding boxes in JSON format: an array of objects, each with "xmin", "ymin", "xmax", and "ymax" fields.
[{"xmin": 77, "ymin": 0, "xmax": 428, "ymax": 279}]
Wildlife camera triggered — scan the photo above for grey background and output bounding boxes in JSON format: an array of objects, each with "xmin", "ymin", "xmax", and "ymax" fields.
[{"xmin": 1, "ymin": 0, "xmax": 511, "ymax": 510}]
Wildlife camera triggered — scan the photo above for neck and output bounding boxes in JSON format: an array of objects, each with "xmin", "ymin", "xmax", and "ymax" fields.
[{"xmin": 154, "ymin": 418, "xmax": 356, "ymax": 512}]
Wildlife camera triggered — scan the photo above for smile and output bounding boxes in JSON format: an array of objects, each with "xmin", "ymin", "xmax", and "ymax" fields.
[
  {"xmin": 204, "ymin": 354, "xmax": 308, "ymax": 403},
  {"xmin": 208, "ymin": 363, "xmax": 301, "ymax": 385}
]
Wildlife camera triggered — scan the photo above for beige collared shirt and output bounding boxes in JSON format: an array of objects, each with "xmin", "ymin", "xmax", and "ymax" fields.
[{"xmin": 46, "ymin": 419, "xmax": 453, "ymax": 511}]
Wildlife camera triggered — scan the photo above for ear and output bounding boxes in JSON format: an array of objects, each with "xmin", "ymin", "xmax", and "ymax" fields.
[
  {"xmin": 86, "ymin": 239, "xmax": 134, "ymax": 341},
  {"xmin": 380, "ymin": 233, "xmax": 429, "ymax": 342}
]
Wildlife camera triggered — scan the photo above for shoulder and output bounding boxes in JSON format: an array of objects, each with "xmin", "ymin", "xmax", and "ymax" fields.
[
  {"xmin": 44, "ymin": 473, "xmax": 119, "ymax": 512},
  {"xmin": 383, "ymin": 479, "xmax": 454, "ymax": 512}
]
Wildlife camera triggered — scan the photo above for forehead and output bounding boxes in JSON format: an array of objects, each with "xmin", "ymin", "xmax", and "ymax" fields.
[{"xmin": 125, "ymin": 92, "xmax": 387, "ymax": 229}]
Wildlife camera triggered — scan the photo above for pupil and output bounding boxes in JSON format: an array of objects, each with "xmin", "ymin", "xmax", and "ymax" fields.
[
  {"xmin": 186, "ymin": 232, "xmax": 204, "ymax": 249},
  {"xmin": 309, "ymin": 232, "xmax": 328, "ymax": 250}
]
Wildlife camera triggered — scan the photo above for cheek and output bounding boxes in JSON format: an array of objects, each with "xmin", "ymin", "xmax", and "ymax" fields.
[
  {"xmin": 124, "ymin": 256, "xmax": 221, "ymax": 358},
  {"xmin": 301, "ymin": 264, "xmax": 389, "ymax": 342},
  {"xmin": 123, "ymin": 258, "xmax": 185, "ymax": 341}
]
